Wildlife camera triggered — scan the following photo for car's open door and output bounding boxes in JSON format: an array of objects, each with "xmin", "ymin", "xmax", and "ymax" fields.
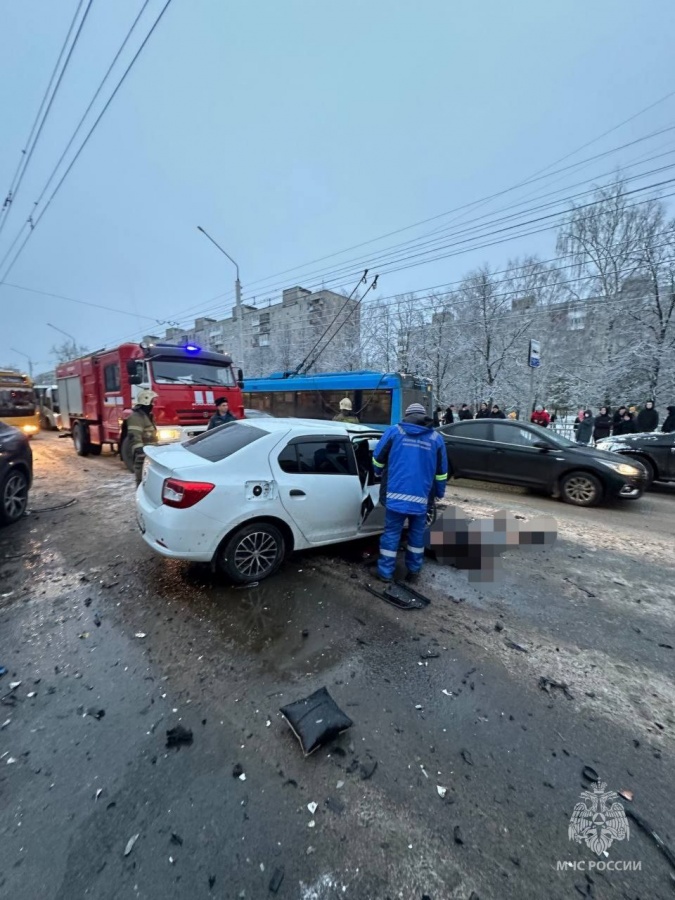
[{"xmin": 350, "ymin": 432, "xmax": 386, "ymax": 533}]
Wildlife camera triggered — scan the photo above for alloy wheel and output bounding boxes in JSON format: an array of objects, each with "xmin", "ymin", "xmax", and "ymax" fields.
[
  {"xmin": 564, "ymin": 476, "xmax": 596, "ymax": 505},
  {"xmin": 3, "ymin": 472, "xmax": 28, "ymax": 521},
  {"xmin": 233, "ymin": 530, "xmax": 280, "ymax": 578}
]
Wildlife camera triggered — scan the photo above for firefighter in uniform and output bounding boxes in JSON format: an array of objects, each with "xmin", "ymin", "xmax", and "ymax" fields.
[
  {"xmin": 372, "ymin": 402, "xmax": 448, "ymax": 583},
  {"xmin": 127, "ymin": 389, "xmax": 159, "ymax": 485},
  {"xmin": 333, "ymin": 397, "xmax": 360, "ymax": 424}
]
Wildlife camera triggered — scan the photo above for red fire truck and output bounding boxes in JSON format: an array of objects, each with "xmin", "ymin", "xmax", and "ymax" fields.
[{"xmin": 56, "ymin": 342, "xmax": 244, "ymax": 464}]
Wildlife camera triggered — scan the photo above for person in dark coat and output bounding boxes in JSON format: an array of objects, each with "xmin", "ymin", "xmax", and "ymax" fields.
[
  {"xmin": 593, "ymin": 407, "xmax": 612, "ymax": 442},
  {"xmin": 575, "ymin": 410, "xmax": 594, "ymax": 445},
  {"xmin": 475, "ymin": 402, "xmax": 490, "ymax": 419},
  {"xmin": 612, "ymin": 405, "xmax": 627, "ymax": 426},
  {"xmin": 433, "ymin": 406, "xmax": 442, "ymax": 427},
  {"xmin": 490, "ymin": 404, "xmax": 506, "ymax": 419},
  {"xmin": 636, "ymin": 400, "xmax": 658, "ymax": 432},
  {"xmin": 613, "ymin": 412, "xmax": 638, "ymax": 436},
  {"xmin": 662, "ymin": 405, "xmax": 675, "ymax": 434},
  {"xmin": 458, "ymin": 404, "xmax": 473, "ymax": 421},
  {"xmin": 208, "ymin": 397, "xmax": 237, "ymax": 430}
]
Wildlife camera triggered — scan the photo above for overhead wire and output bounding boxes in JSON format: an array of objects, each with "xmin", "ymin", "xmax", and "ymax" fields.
[
  {"xmin": 0, "ymin": 0, "xmax": 175, "ymax": 285},
  {"xmin": 166, "ymin": 128, "xmax": 675, "ymax": 327},
  {"xmin": 0, "ymin": 0, "xmax": 94, "ymax": 242}
]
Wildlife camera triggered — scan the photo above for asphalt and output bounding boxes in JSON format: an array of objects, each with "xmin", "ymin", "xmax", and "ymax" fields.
[{"xmin": 0, "ymin": 433, "xmax": 673, "ymax": 900}]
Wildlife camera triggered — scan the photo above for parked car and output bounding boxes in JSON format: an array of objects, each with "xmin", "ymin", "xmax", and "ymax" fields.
[
  {"xmin": 0, "ymin": 422, "xmax": 33, "ymax": 525},
  {"xmin": 438, "ymin": 419, "xmax": 646, "ymax": 507},
  {"xmin": 136, "ymin": 419, "xmax": 389, "ymax": 584},
  {"xmin": 596, "ymin": 431, "xmax": 675, "ymax": 488}
]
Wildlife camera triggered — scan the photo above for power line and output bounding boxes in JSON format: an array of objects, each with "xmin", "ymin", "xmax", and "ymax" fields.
[
  {"xmin": 0, "ymin": 281, "xmax": 162, "ymax": 320},
  {"xmin": 169, "ymin": 103, "xmax": 675, "ymax": 324},
  {"xmin": 30, "ymin": 0, "xmax": 153, "ymax": 215},
  {"xmin": 0, "ymin": 0, "xmax": 94, "ymax": 242},
  {"xmin": 180, "ymin": 176, "xmax": 675, "ymax": 329},
  {"xmin": 169, "ymin": 131, "xmax": 675, "ymax": 326},
  {"xmin": 0, "ymin": 0, "xmax": 175, "ymax": 285}
]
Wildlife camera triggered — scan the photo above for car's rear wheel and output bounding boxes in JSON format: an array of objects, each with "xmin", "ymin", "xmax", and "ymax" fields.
[
  {"xmin": 217, "ymin": 522, "xmax": 286, "ymax": 584},
  {"xmin": 73, "ymin": 422, "xmax": 91, "ymax": 457},
  {"xmin": 0, "ymin": 469, "xmax": 29, "ymax": 525},
  {"xmin": 560, "ymin": 471, "xmax": 602, "ymax": 507}
]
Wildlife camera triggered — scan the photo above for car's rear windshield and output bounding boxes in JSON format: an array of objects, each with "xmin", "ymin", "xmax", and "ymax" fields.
[{"xmin": 184, "ymin": 422, "xmax": 267, "ymax": 461}]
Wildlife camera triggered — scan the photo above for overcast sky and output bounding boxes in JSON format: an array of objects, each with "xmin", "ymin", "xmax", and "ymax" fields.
[{"xmin": 1, "ymin": 0, "xmax": 674, "ymax": 374}]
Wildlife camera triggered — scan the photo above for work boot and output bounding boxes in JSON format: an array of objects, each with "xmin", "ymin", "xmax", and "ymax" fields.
[
  {"xmin": 405, "ymin": 570, "xmax": 421, "ymax": 585},
  {"xmin": 375, "ymin": 571, "xmax": 393, "ymax": 584}
]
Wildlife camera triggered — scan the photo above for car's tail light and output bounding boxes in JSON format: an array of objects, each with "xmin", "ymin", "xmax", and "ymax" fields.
[{"xmin": 162, "ymin": 478, "xmax": 215, "ymax": 509}]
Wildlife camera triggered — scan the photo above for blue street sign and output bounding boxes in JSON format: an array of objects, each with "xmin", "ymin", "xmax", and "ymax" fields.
[{"xmin": 528, "ymin": 339, "xmax": 541, "ymax": 368}]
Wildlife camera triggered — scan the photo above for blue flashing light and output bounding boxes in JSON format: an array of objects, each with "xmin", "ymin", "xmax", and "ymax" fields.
[{"xmin": 185, "ymin": 344, "xmax": 201, "ymax": 354}]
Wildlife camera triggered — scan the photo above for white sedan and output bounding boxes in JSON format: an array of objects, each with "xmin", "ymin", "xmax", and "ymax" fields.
[{"xmin": 136, "ymin": 419, "xmax": 388, "ymax": 583}]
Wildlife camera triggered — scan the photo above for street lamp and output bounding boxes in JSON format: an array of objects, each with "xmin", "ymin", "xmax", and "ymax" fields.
[
  {"xmin": 197, "ymin": 226, "xmax": 244, "ymax": 366},
  {"xmin": 47, "ymin": 322, "xmax": 77, "ymax": 345},
  {"xmin": 10, "ymin": 347, "xmax": 34, "ymax": 378}
]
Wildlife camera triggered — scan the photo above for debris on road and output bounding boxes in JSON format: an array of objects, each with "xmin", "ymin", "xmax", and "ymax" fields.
[
  {"xmin": 619, "ymin": 789, "xmax": 634, "ymax": 802},
  {"xmin": 307, "ymin": 802, "xmax": 318, "ymax": 814},
  {"xmin": 95, "ymin": 788, "xmax": 103, "ymax": 800},
  {"xmin": 0, "ymin": 666, "xmax": 7, "ymax": 677},
  {"xmin": 135, "ymin": 632, "xmax": 147, "ymax": 639},
  {"xmin": 239, "ymin": 773, "xmax": 246, "ymax": 782},
  {"xmin": 453, "ymin": 825, "xmax": 464, "ymax": 845},
  {"xmin": 166, "ymin": 725, "xmax": 193, "ymax": 748},
  {"xmin": 359, "ymin": 758, "xmax": 378, "ymax": 780},
  {"xmin": 124, "ymin": 833, "xmax": 140, "ymax": 857},
  {"xmin": 504, "ymin": 639, "xmax": 528, "ymax": 653},
  {"xmin": 437, "ymin": 785, "xmax": 447, "ymax": 798},
  {"xmin": 280, "ymin": 687, "xmax": 353, "ymax": 756},
  {"xmin": 269, "ymin": 866, "xmax": 285, "ymax": 893},
  {"xmin": 626, "ymin": 807, "xmax": 675, "ymax": 869},
  {"xmin": 87, "ymin": 707, "xmax": 105, "ymax": 720},
  {"xmin": 93, "ymin": 613, "xmax": 101, "ymax": 627},
  {"xmin": 415, "ymin": 704, "xmax": 424, "ymax": 710},
  {"xmin": 441, "ymin": 689, "xmax": 453, "ymax": 697},
  {"xmin": 581, "ymin": 766, "xmax": 599, "ymax": 784},
  {"xmin": 170, "ymin": 833, "xmax": 183, "ymax": 846},
  {"xmin": 461, "ymin": 749, "xmax": 474, "ymax": 766},
  {"xmin": 538, "ymin": 676, "xmax": 574, "ymax": 700},
  {"xmin": 232, "ymin": 763, "xmax": 244, "ymax": 778}
]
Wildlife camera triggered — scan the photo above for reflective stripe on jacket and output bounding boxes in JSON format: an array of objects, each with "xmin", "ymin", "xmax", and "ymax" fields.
[{"xmin": 373, "ymin": 417, "xmax": 448, "ymax": 515}]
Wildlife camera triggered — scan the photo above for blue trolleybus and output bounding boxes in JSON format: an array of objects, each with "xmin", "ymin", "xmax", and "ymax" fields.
[{"xmin": 242, "ymin": 370, "xmax": 433, "ymax": 430}]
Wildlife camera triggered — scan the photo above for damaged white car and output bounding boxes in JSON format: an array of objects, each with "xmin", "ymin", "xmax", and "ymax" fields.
[{"xmin": 136, "ymin": 419, "xmax": 391, "ymax": 583}]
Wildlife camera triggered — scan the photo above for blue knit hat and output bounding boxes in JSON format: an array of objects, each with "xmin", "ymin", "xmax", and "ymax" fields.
[{"xmin": 405, "ymin": 403, "xmax": 427, "ymax": 416}]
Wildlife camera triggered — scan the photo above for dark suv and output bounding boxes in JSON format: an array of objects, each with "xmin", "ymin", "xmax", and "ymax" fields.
[
  {"xmin": 438, "ymin": 419, "xmax": 647, "ymax": 507},
  {"xmin": 0, "ymin": 422, "xmax": 33, "ymax": 525},
  {"xmin": 596, "ymin": 431, "xmax": 675, "ymax": 488}
]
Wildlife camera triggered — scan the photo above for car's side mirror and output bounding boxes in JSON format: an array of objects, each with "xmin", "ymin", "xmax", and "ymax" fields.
[
  {"xmin": 237, "ymin": 368, "xmax": 244, "ymax": 389},
  {"xmin": 126, "ymin": 360, "xmax": 142, "ymax": 385},
  {"xmin": 532, "ymin": 440, "xmax": 551, "ymax": 451}
]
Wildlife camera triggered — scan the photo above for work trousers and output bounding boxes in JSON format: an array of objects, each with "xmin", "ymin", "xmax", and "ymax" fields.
[{"xmin": 377, "ymin": 508, "xmax": 427, "ymax": 580}]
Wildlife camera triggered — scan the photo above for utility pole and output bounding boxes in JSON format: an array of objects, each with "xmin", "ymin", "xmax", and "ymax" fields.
[
  {"xmin": 197, "ymin": 226, "xmax": 245, "ymax": 368},
  {"xmin": 11, "ymin": 348, "xmax": 33, "ymax": 378}
]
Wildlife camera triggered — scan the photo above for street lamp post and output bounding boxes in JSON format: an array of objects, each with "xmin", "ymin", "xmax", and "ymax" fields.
[
  {"xmin": 10, "ymin": 348, "xmax": 34, "ymax": 378},
  {"xmin": 47, "ymin": 322, "xmax": 78, "ymax": 359},
  {"xmin": 197, "ymin": 226, "xmax": 244, "ymax": 367}
]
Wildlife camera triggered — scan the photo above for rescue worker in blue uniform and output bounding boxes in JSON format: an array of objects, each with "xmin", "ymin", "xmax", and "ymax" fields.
[{"xmin": 372, "ymin": 402, "xmax": 449, "ymax": 583}]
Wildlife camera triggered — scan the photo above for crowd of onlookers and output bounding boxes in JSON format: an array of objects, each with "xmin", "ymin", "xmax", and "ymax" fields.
[{"xmin": 434, "ymin": 400, "xmax": 675, "ymax": 444}]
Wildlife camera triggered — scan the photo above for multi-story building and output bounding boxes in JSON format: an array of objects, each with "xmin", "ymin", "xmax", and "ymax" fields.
[{"xmin": 159, "ymin": 286, "xmax": 361, "ymax": 376}]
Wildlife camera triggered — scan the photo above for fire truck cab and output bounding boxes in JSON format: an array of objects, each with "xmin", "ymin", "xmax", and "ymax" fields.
[{"xmin": 56, "ymin": 342, "xmax": 243, "ymax": 462}]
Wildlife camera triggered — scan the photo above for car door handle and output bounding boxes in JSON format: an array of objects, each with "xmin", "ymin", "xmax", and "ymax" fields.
[{"xmin": 289, "ymin": 489, "xmax": 306, "ymax": 497}]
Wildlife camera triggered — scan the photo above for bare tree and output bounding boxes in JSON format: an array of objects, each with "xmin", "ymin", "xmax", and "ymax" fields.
[{"xmin": 51, "ymin": 341, "xmax": 89, "ymax": 364}]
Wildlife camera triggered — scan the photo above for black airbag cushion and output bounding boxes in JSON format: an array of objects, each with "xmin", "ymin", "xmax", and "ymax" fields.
[{"xmin": 280, "ymin": 687, "xmax": 353, "ymax": 756}]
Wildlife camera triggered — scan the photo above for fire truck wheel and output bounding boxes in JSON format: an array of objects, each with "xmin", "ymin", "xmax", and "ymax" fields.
[
  {"xmin": 120, "ymin": 436, "xmax": 135, "ymax": 472},
  {"xmin": 73, "ymin": 422, "xmax": 91, "ymax": 457},
  {"xmin": 217, "ymin": 522, "xmax": 286, "ymax": 584}
]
